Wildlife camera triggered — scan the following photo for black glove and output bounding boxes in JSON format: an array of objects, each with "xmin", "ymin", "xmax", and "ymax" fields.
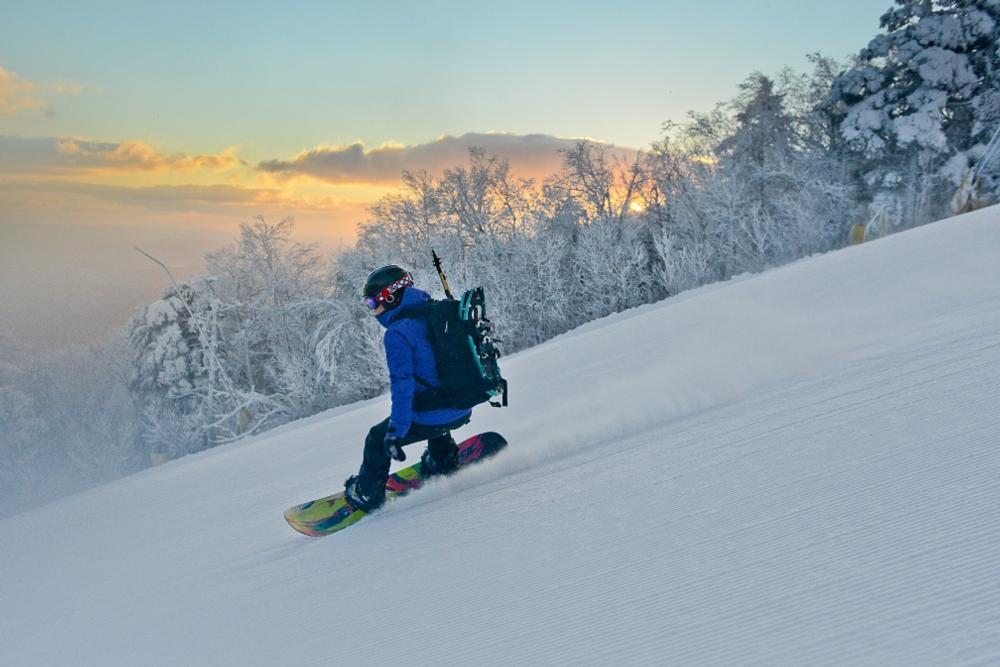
[{"xmin": 383, "ymin": 435, "xmax": 405, "ymax": 462}]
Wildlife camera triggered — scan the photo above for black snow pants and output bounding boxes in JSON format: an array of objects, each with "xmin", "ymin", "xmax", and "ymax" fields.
[{"xmin": 356, "ymin": 414, "xmax": 471, "ymax": 495}]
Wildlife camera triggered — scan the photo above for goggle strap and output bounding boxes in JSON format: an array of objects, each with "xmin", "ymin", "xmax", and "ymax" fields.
[{"xmin": 367, "ymin": 273, "xmax": 413, "ymax": 308}]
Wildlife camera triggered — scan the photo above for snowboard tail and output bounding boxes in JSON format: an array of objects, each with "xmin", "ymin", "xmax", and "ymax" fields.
[{"xmin": 284, "ymin": 431, "xmax": 507, "ymax": 537}]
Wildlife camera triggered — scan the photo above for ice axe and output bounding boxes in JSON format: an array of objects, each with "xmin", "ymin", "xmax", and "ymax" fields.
[{"xmin": 431, "ymin": 249, "xmax": 454, "ymax": 300}]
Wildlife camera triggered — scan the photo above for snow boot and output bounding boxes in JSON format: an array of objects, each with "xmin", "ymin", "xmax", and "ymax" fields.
[
  {"xmin": 344, "ymin": 475, "xmax": 386, "ymax": 511},
  {"xmin": 420, "ymin": 435, "xmax": 461, "ymax": 476}
]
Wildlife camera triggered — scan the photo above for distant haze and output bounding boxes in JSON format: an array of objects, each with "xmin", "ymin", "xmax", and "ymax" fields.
[{"xmin": 2, "ymin": 222, "xmax": 236, "ymax": 358}]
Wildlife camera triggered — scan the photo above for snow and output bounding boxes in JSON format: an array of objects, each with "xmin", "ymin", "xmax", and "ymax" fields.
[
  {"xmin": 141, "ymin": 295, "xmax": 184, "ymax": 328},
  {"xmin": 895, "ymin": 91, "xmax": 949, "ymax": 150},
  {"xmin": 3, "ymin": 207, "xmax": 1000, "ymax": 665},
  {"xmin": 915, "ymin": 14, "xmax": 966, "ymax": 49},
  {"xmin": 841, "ymin": 100, "xmax": 887, "ymax": 154},
  {"xmin": 941, "ymin": 152, "xmax": 970, "ymax": 185},
  {"xmin": 913, "ymin": 47, "xmax": 976, "ymax": 92}
]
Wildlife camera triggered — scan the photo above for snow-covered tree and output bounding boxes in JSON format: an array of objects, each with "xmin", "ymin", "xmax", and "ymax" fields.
[
  {"xmin": 0, "ymin": 362, "xmax": 47, "ymax": 516},
  {"xmin": 130, "ymin": 217, "xmax": 348, "ymax": 454},
  {"xmin": 128, "ymin": 282, "xmax": 209, "ymax": 404},
  {"xmin": 645, "ymin": 71, "xmax": 853, "ymax": 283},
  {"xmin": 204, "ymin": 216, "xmax": 336, "ymax": 417},
  {"xmin": 541, "ymin": 142, "xmax": 656, "ymax": 319},
  {"xmin": 545, "ymin": 141, "xmax": 648, "ymax": 227},
  {"xmin": 128, "ymin": 279, "xmax": 215, "ymax": 454},
  {"xmin": 827, "ymin": 0, "xmax": 1000, "ymax": 225}
]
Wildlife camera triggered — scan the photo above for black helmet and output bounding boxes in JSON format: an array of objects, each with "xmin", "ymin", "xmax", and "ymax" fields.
[{"xmin": 363, "ymin": 265, "xmax": 413, "ymax": 310}]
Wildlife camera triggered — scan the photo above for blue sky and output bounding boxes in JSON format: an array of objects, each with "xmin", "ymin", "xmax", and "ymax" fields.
[{"xmin": 3, "ymin": 0, "xmax": 886, "ymax": 156}]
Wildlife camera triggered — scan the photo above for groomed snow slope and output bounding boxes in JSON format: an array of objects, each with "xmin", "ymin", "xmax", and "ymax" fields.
[{"xmin": 3, "ymin": 207, "xmax": 1000, "ymax": 666}]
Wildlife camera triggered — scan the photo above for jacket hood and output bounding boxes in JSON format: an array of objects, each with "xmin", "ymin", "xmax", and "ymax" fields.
[{"xmin": 376, "ymin": 287, "xmax": 430, "ymax": 329}]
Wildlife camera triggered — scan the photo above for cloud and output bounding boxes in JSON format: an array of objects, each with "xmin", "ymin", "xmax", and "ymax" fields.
[
  {"xmin": 0, "ymin": 66, "xmax": 83, "ymax": 117},
  {"xmin": 54, "ymin": 138, "xmax": 247, "ymax": 172},
  {"xmin": 0, "ymin": 131, "xmax": 643, "ymax": 231},
  {"xmin": 257, "ymin": 132, "xmax": 639, "ymax": 185},
  {"xmin": 0, "ymin": 66, "xmax": 47, "ymax": 116},
  {"xmin": 0, "ymin": 179, "xmax": 265, "ymax": 207},
  {"xmin": 0, "ymin": 135, "xmax": 247, "ymax": 174},
  {"xmin": 0, "ymin": 179, "xmax": 366, "ymax": 215},
  {"xmin": 4, "ymin": 132, "xmax": 640, "ymax": 188}
]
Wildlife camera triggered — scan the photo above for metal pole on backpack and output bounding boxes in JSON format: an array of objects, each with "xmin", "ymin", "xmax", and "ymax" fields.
[{"xmin": 431, "ymin": 249, "xmax": 454, "ymax": 300}]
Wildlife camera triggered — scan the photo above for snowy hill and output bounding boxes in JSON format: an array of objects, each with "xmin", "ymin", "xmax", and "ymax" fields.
[{"xmin": 3, "ymin": 207, "xmax": 1000, "ymax": 666}]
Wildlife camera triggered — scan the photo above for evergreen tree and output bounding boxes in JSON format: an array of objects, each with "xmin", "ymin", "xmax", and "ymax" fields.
[
  {"xmin": 827, "ymin": 0, "xmax": 1000, "ymax": 226},
  {"xmin": 127, "ymin": 280, "xmax": 215, "ymax": 455}
]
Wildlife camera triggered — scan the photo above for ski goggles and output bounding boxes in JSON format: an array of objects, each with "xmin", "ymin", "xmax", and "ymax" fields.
[{"xmin": 363, "ymin": 273, "xmax": 413, "ymax": 310}]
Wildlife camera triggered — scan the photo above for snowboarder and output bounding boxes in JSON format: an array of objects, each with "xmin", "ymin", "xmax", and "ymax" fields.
[{"xmin": 343, "ymin": 265, "xmax": 474, "ymax": 511}]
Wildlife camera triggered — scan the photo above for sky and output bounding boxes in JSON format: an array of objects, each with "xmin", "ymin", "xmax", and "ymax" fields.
[{"xmin": 0, "ymin": 0, "xmax": 887, "ymax": 355}]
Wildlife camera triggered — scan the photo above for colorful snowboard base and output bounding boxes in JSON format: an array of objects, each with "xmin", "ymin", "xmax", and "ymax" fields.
[{"xmin": 284, "ymin": 431, "xmax": 508, "ymax": 537}]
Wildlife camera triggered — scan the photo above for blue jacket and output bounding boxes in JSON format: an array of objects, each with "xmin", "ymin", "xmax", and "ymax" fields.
[{"xmin": 376, "ymin": 287, "xmax": 472, "ymax": 438}]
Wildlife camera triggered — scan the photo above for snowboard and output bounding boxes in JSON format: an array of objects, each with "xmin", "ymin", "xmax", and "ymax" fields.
[{"xmin": 284, "ymin": 431, "xmax": 508, "ymax": 537}]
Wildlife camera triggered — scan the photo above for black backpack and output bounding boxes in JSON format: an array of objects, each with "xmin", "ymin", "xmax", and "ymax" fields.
[{"xmin": 395, "ymin": 286, "xmax": 508, "ymax": 410}]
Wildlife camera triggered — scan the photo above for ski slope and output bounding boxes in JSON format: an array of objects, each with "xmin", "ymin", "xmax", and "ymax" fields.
[{"xmin": 3, "ymin": 207, "xmax": 1000, "ymax": 666}]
